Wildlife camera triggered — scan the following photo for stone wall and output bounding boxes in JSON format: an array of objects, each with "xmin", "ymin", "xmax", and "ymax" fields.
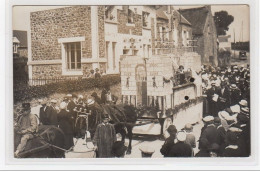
[
  {"xmin": 32, "ymin": 64, "xmax": 62, "ymax": 78},
  {"xmin": 151, "ymin": 18, "xmax": 156, "ymax": 55},
  {"xmin": 117, "ymin": 9, "xmax": 142, "ymax": 36},
  {"xmin": 31, "ymin": 6, "xmax": 92, "ymax": 61},
  {"xmin": 98, "ymin": 6, "xmax": 105, "ymax": 58}
]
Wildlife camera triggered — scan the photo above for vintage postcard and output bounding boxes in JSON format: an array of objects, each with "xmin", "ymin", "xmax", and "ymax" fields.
[{"xmin": 10, "ymin": 4, "xmax": 251, "ymax": 161}]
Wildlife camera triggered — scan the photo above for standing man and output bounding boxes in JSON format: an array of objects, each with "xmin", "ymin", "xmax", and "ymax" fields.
[
  {"xmin": 218, "ymin": 82, "xmax": 231, "ymax": 111},
  {"xmin": 67, "ymin": 94, "xmax": 77, "ymax": 135},
  {"xmin": 14, "ymin": 103, "xmax": 38, "ymax": 157},
  {"xmin": 206, "ymin": 82, "xmax": 220, "ymax": 117},
  {"xmin": 46, "ymin": 99, "xmax": 58, "ymax": 126},
  {"xmin": 93, "ymin": 114, "xmax": 116, "ymax": 158},
  {"xmin": 230, "ymin": 84, "xmax": 241, "ymax": 106},
  {"xmin": 199, "ymin": 116, "xmax": 218, "ymax": 148},
  {"xmin": 39, "ymin": 100, "xmax": 49, "ymax": 125}
]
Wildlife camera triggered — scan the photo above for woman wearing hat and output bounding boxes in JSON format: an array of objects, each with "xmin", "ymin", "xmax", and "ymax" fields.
[
  {"xmin": 160, "ymin": 125, "xmax": 177, "ymax": 157},
  {"xmin": 57, "ymin": 102, "xmax": 74, "ymax": 150}
]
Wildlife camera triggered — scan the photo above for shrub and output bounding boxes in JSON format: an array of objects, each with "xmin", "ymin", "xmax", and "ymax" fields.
[{"xmin": 14, "ymin": 74, "xmax": 121, "ymax": 103}]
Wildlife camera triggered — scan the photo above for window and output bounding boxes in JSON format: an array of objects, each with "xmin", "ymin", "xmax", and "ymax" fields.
[
  {"xmin": 142, "ymin": 11, "xmax": 150, "ymax": 27},
  {"xmin": 105, "ymin": 6, "xmax": 116, "ymax": 21},
  {"xmin": 112, "ymin": 42, "xmax": 116, "ymax": 69},
  {"xmin": 128, "ymin": 9, "xmax": 134, "ymax": 24},
  {"xmin": 64, "ymin": 42, "xmax": 81, "ymax": 70}
]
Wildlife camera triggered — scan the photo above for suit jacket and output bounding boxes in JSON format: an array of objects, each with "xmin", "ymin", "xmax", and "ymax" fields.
[
  {"xmin": 46, "ymin": 106, "xmax": 58, "ymax": 126},
  {"xmin": 160, "ymin": 135, "xmax": 176, "ymax": 157},
  {"xmin": 168, "ymin": 141, "xmax": 192, "ymax": 157},
  {"xmin": 200, "ymin": 124, "xmax": 218, "ymax": 146},
  {"xmin": 39, "ymin": 105, "xmax": 49, "ymax": 125},
  {"xmin": 218, "ymin": 87, "xmax": 231, "ymax": 110}
]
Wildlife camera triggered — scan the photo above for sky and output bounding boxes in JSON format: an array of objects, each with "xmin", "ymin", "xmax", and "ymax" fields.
[{"xmin": 12, "ymin": 5, "xmax": 250, "ymax": 42}]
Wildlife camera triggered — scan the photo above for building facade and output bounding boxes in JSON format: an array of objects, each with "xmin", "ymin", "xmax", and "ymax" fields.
[
  {"xmin": 28, "ymin": 5, "xmax": 200, "ymax": 79},
  {"xmin": 180, "ymin": 6, "xmax": 218, "ymax": 66}
]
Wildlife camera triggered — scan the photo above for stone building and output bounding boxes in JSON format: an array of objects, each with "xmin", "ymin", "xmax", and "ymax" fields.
[
  {"xmin": 13, "ymin": 30, "xmax": 28, "ymax": 79},
  {"xmin": 28, "ymin": 5, "xmax": 200, "ymax": 79},
  {"xmin": 180, "ymin": 6, "xmax": 218, "ymax": 66}
]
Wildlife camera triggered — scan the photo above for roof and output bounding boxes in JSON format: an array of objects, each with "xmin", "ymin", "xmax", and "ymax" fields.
[
  {"xmin": 13, "ymin": 30, "xmax": 27, "ymax": 47},
  {"xmin": 156, "ymin": 6, "xmax": 168, "ymax": 20},
  {"xmin": 173, "ymin": 10, "xmax": 192, "ymax": 26},
  {"xmin": 156, "ymin": 6, "xmax": 191, "ymax": 26},
  {"xmin": 218, "ymin": 35, "xmax": 231, "ymax": 42},
  {"xmin": 179, "ymin": 6, "xmax": 210, "ymax": 35}
]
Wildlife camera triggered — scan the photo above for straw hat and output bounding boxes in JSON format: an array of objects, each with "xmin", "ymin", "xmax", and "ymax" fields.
[
  {"xmin": 239, "ymin": 100, "xmax": 248, "ymax": 107},
  {"xmin": 203, "ymin": 116, "xmax": 214, "ymax": 122},
  {"xmin": 87, "ymin": 99, "xmax": 95, "ymax": 106},
  {"xmin": 50, "ymin": 99, "xmax": 57, "ymax": 103},
  {"xmin": 59, "ymin": 102, "xmax": 67, "ymax": 110}
]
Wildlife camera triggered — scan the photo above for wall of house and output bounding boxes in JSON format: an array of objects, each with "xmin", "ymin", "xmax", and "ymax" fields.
[
  {"xmin": 31, "ymin": 6, "xmax": 92, "ymax": 61},
  {"xmin": 202, "ymin": 11, "xmax": 218, "ymax": 66}
]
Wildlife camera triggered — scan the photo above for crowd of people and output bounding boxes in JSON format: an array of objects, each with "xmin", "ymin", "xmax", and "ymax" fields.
[
  {"xmin": 159, "ymin": 64, "xmax": 250, "ymax": 157},
  {"xmin": 14, "ymin": 64, "xmax": 250, "ymax": 158},
  {"xmin": 14, "ymin": 85, "xmax": 119, "ymax": 157}
]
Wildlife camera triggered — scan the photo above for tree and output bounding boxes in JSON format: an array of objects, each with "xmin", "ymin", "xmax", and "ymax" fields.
[{"xmin": 214, "ymin": 11, "xmax": 234, "ymax": 35}]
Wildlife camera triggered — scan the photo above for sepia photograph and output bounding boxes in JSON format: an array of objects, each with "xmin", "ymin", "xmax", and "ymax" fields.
[{"xmin": 11, "ymin": 4, "xmax": 251, "ymax": 159}]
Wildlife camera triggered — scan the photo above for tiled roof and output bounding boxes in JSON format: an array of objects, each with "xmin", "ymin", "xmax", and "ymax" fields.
[
  {"xmin": 179, "ymin": 6, "xmax": 210, "ymax": 35},
  {"xmin": 156, "ymin": 6, "xmax": 168, "ymax": 20},
  {"xmin": 13, "ymin": 30, "xmax": 27, "ymax": 47}
]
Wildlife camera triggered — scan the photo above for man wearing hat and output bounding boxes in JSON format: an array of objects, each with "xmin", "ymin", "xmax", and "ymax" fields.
[
  {"xmin": 91, "ymin": 92, "xmax": 102, "ymax": 105},
  {"xmin": 67, "ymin": 94, "xmax": 78, "ymax": 135},
  {"xmin": 160, "ymin": 125, "xmax": 177, "ymax": 157},
  {"xmin": 217, "ymin": 82, "xmax": 231, "ymax": 111},
  {"xmin": 200, "ymin": 116, "xmax": 218, "ymax": 148},
  {"xmin": 14, "ymin": 103, "xmax": 38, "ymax": 157},
  {"xmin": 214, "ymin": 117, "xmax": 226, "ymax": 155},
  {"xmin": 206, "ymin": 82, "xmax": 220, "ymax": 117},
  {"xmin": 46, "ymin": 99, "xmax": 58, "ymax": 126},
  {"xmin": 230, "ymin": 84, "xmax": 241, "ymax": 106},
  {"xmin": 93, "ymin": 114, "xmax": 116, "ymax": 158},
  {"xmin": 168, "ymin": 131, "xmax": 192, "ymax": 157},
  {"xmin": 39, "ymin": 100, "xmax": 49, "ymax": 125}
]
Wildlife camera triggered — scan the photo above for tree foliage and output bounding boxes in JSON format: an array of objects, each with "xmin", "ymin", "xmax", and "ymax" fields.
[{"xmin": 214, "ymin": 11, "xmax": 234, "ymax": 35}]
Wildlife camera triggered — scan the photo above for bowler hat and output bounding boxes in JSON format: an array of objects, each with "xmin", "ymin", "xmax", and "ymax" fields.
[{"xmin": 22, "ymin": 103, "xmax": 31, "ymax": 110}]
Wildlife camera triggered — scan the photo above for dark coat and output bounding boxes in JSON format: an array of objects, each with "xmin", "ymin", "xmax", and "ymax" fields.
[
  {"xmin": 39, "ymin": 105, "xmax": 49, "ymax": 125},
  {"xmin": 101, "ymin": 89, "xmax": 107, "ymax": 104},
  {"xmin": 218, "ymin": 87, "xmax": 231, "ymax": 111},
  {"xmin": 195, "ymin": 150, "xmax": 210, "ymax": 157},
  {"xmin": 160, "ymin": 135, "xmax": 176, "ymax": 157},
  {"xmin": 206, "ymin": 87, "xmax": 221, "ymax": 116},
  {"xmin": 230, "ymin": 88, "xmax": 241, "ymax": 105},
  {"xmin": 200, "ymin": 125, "xmax": 218, "ymax": 146},
  {"xmin": 57, "ymin": 109, "xmax": 74, "ymax": 149},
  {"xmin": 46, "ymin": 106, "xmax": 58, "ymax": 126},
  {"xmin": 216, "ymin": 125, "xmax": 226, "ymax": 154},
  {"xmin": 168, "ymin": 141, "xmax": 192, "ymax": 157}
]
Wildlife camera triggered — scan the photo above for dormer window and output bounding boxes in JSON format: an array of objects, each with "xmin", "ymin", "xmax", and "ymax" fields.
[{"xmin": 105, "ymin": 6, "xmax": 116, "ymax": 21}]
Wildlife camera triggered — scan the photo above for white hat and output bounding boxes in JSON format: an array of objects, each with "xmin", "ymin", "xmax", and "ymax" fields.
[
  {"xmin": 66, "ymin": 94, "xmax": 72, "ymax": 98},
  {"xmin": 50, "ymin": 99, "xmax": 57, "ymax": 103},
  {"xmin": 87, "ymin": 99, "xmax": 95, "ymax": 106},
  {"xmin": 78, "ymin": 95, "xmax": 84, "ymax": 99},
  {"xmin": 229, "ymin": 127, "xmax": 242, "ymax": 133},
  {"xmin": 60, "ymin": 102, "xmax": 67, "ymax": 110},
  {"xmin": 203, "ymin": 116, "xmax": 214, "ymax": 122},
  {"xmin": 230, "ymin": 105, "xmax": 240, "ymax": 113},
  {"xmin": 230, "ymin": 84, "xmax": 237, "ymax": 89},
  {"xmin": 239, "ymin": 100, "xmax": 248, "ymax": 107},
  {"xmin": 218, "ymin": 111, "xmax": 235, "ymax": 121},
  {"xmin": 38, "ymin": 99, "xmax": 43, "ymax": 103},
  {"xmin": 176, "ymin": 131, "xmax": 187, "ymax": 142}
]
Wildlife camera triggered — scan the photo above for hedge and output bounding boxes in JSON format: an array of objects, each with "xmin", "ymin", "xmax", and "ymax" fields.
[{"xmin": 14, "ymin": 74, "xmax": 121, "ymax": 103}]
